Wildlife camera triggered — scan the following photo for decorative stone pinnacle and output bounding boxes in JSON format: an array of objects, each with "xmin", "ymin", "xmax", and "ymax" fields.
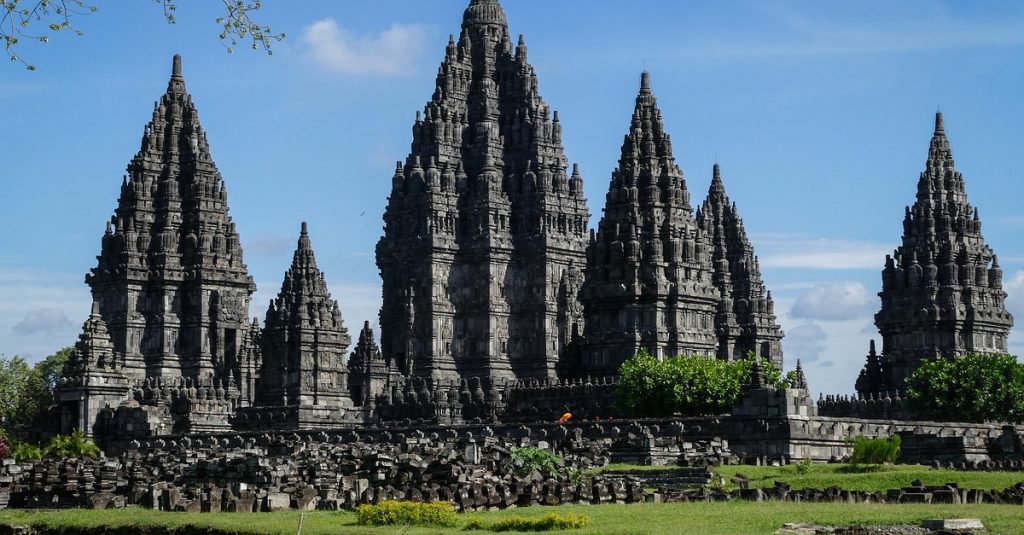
[
  {"xmin": 172, "ymin": 54, "xmax": 182, "ymax": 78},
  {"xmin": 640, "ymin": 71, "xmax": 652, "ymax": 94},
  {"xmin": 934, "ymin": 111, "xmax": 944, "ymax": 134}
]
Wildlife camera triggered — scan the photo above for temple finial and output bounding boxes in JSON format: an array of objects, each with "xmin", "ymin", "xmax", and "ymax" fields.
[
  {"xmin": 172, "ymin": 54, "xmax": 182, "ymax": 78},
  {"xmin": 301, "ymin": 221, "xmax": 308, "ymax": 235},
  {"xmin": 934, "ymin": 111, "xmax": 944, "ymax": 134},
  {"xmin": 640, "ymin": 71, "xmax": 651, "ymax": 94}
]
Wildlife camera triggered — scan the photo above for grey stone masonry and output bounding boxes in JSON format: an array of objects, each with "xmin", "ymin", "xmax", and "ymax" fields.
[
  {"xmin": 57, "ymin": 303, "xmax": 130, "ymax": 436},
  {"xmin": 376, "ymin": 0, "xmax": 589, "ymax": 384},
  {"xmin": 858, "ymin": 113, "xmax": 1014, "ymax": 393},
  {"xmin": 62, "ymin": 54, "xmax": 255, "ymax": 436},
  {"xmin": 256, "ymin": 223, "xmax": 356, "ymax": 426},
  {"xmin": 697, "ymin": 164, "xmax": 784, "ymax": 366},
  {"xmin": 581, "ymin": 73, "xmax": 719, "ymax": 375}
]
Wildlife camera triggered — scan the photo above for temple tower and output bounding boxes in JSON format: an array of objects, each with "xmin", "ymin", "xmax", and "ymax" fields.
[
  {"xmin": 581, "ymin": 72, "xmax": 719, "ymax": 375},
  {"xmin": 696, "ymin": 164, "xmax": 784, "ymax": 367},
  {"xmin": 257, "ymin": 223, "xmax": 355, "ymax": 426},
  {"xmin": 858, "ymin": 113, "xmax": 1014, "ymax": 393},
  {"xmin": 65, "ymin": 54, "xmax": 255, "ymax": 433},
  {"xmin": 376, "ymin": 0, "xmax": 589, "ymax": 384}
]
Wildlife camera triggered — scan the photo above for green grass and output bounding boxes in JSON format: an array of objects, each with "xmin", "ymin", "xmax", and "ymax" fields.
[
  {"xmin": 712, "ymin": 463, "xmax": 1024, "ymax": 492},
  {"xmin": 3, "ymin": 502, "xmax": 1024, "ymax": 535}
]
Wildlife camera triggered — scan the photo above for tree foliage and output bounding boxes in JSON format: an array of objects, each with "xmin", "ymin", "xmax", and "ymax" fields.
[
  {"xmin": 2, "ymin": 0, "xmax": 283, "ymax": 70},
  {"xmin": 0, "ymin": 347, "xmax": 71, "ymax": 433},
  {"xmin": 616, "ymin": 348, "xmax": 789, "ymax": 417},
  {"xmin": 905, "ymin": 353, "xmax": 1024, "ymax": 423}
]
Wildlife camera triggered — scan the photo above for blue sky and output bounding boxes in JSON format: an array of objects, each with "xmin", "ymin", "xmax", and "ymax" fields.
[{"xmin": 1, "ymin": 0, "xmax": 1022, "ymax": 396}]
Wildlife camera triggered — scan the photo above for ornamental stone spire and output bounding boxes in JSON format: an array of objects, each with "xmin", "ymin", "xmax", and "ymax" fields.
[
  {"xmin": 377, "ymin": 0, "xmax": 589, "ymax": 385},
  {"xmin": 69, "ymin": 54, "xmax": 255, "ymax": 434},
  {"xmin": 858, "ymin": 113, "xmax": 1014, "ymax": 393},
  {"xmin": 257, "ymin": 223, "xmax": 354, "ymax": 426},
  {"xmin": 57, "ymin": 302, "xmax": 130, "ymax": 436},
  {"xmin": 580, "ymin": 72, "xmax": 718, "ymax": 375},
  {"xmin": 697, "ymin": 163, "xmax": 784, "ymax": 367}
]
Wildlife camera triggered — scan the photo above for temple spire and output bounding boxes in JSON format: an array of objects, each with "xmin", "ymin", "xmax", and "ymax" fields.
[{"xmin": 172, "ymin": 54, "xmax": 182, "ymax": 78}]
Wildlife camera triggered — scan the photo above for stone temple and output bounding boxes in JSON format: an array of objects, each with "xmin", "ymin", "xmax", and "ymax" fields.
[
  {"xmin": 580, "ymin": 73, "xmax": 783, "ymax": 376},
  {"xmin": 54, "ymin": 0, "xmax": 1013, "ymax": 440},
  {"xmin": 857, "ymin": 112, "xmax": 1014, "ymax": 394}
]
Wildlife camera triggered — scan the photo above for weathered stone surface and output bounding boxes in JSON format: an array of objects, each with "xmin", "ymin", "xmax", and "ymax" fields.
[
  {"xmin": 376, "ymin": 0, "xmax": 589, "ymax": 385},
  {"xmin": 859, "ymin": 113, "xmax": 1014, "ymax": 394}
]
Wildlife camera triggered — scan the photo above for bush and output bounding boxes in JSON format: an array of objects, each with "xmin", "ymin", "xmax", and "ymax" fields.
[
  {"xmin": 355, "ymin": 500, "xmax": 459, "ymax": 527},
  {"xmin": 490, "ymin": 512, "xmax": 589, "ymax": 532},
  {"xmin": 0, "ymin": 431, "xmax": 8, "ymax": 459},
  {"xmin": 509, "ymin": 447, "xmax": 562, "ymax": 478},
  {"xmin": 45, "ymin": 429, "xmax": 101, "ymax": 459},
  {"xmin": 847, "ymin": 435, "xmax": 901, "ymax": 465},
  {"xmin": 617, "ymin": 348, "xmax": 786, "ymax": 416},
  {"xmin": 11, "ymin": 440, "xmax": 43, "ymax": 462},
  {"xmin": 905, "ymin": 353, "xmax": 1024, "ymax": 423}
]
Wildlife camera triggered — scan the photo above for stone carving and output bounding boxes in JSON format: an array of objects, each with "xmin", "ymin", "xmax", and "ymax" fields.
[
  {"xmin": 580, "ymin": 73, "xmax": 783, "ymax": 375},
  {"xmin": 376, "ymin": 0, "xmax": 590, "ymax": 385},
  {"xmin": 256, "ymin": 223, "xmax": 357, "ymax": 427},
  {"xmin": 857, "ymin": 113, "xmax": 1014, "ymax": 394},
  {"xmin": 52, "ymin": 0, "xmax": 1014, "ymax": 442}
]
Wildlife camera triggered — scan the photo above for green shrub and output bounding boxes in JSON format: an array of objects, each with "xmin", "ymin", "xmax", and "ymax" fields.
[
  {"xmin": 11, "ymin": 439, "xmax": 43, "ymax": 462},
  {"xmin": 490, "ymin": 512, "xmax": 589, "ymax": 532},
  {"xmin": 617, "ymin": 348, "xmax": 786, "ymax": 417},
  {"xmin": 509, "ymin": 447, "xmax": 562, "ymax": 478},
  {"xmin": 45, "ymin": 429, "xmax": 101, "ymax": 459},
  {"xmin": 847, "ymin": 435, "xmax": 901, "ymax": 465},
  {"xmin": 905, "ymin": 353, "xmax": 1024, "ymax": 423},
  {"xmin": 0, "ymin": 431, "xmax": 8, "ymax": 459},
  {"xmin": 464, "ymin": 516, "xmax": 487, "ymax": 530},
  {"xmin": 354, "ymin": 500, "xmax": 459, "ymax": 527},
  {"xmin": 795, "ymin": 458, "xmax": 812, "ymax": 475}
]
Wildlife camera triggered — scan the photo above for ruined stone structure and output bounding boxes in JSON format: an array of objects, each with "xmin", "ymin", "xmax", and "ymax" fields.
[
  {"xmin": 253, "ymin": 223, "xmax": 357, "ymax": 427},
  {"xmin": 698, "ymin": 164, "xmax": 784, "ymax": 367},
  {"xmin": 59, "ymin": 54, "xmax": 257, "ymax": 436},
  {"xmin": 376, "ymin": 0, "xmax": 590, "ymax": 384},
  {"xmin": 857, "ymin": 113, "xmax": 1014, "ymax": 394},
  {"xmin": 580, "ymin": 74, "xmax": 783, "ymax": 375},
  {"xmin": 49, "ymin": 0, "xmax": 1015, "ymax": 446}
]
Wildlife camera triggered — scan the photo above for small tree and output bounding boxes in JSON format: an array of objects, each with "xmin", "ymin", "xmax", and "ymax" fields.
[
  {"xmin": 905, "ymin": 353, "xmax": 1024, "ymax": 423},
  {"xmin": 617, "ymin": 349, "xmax": 787, "ymax": 417}
]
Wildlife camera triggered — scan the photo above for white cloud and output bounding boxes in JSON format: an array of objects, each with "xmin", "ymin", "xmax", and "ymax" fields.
[
  {"xmin": 13, "ymin": 308, "xmax": 72, "ymax": 336},
  {"xmin": 782, "ymin": 323, "xmax": 827, "ymax": 363},
  {"xmin": 755, "ymin": 234, "xmax": 891, "ymax": 270},
  {"xmin": 791, "ymin": 281, "xmax": 875, "ymax": 321},
  {"xmin": 0, "ymin": 265, "xmax": 91, "ymax": 362},
  {"xmin": 299, "ymin": 18, "xmax": 431, "ymax": 76}
]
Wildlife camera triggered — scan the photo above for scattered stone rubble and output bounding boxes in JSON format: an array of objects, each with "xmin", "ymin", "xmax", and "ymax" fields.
[{"xmin": 3, "ymin": 426, "xmax": 1024, "ymax": 513}]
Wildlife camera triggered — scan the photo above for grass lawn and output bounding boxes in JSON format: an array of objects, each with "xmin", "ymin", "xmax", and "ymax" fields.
[
  {"xmin": 3, "ymin": 502, "xmax": 1024, "ymax": 535},
  {"xmin": 712, "ymin": 463, "xmax": 1024, "ymax": 492},
  {"xmin": 595, "ymin": 463, "xmax": 1024, "ymax": 492}
]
